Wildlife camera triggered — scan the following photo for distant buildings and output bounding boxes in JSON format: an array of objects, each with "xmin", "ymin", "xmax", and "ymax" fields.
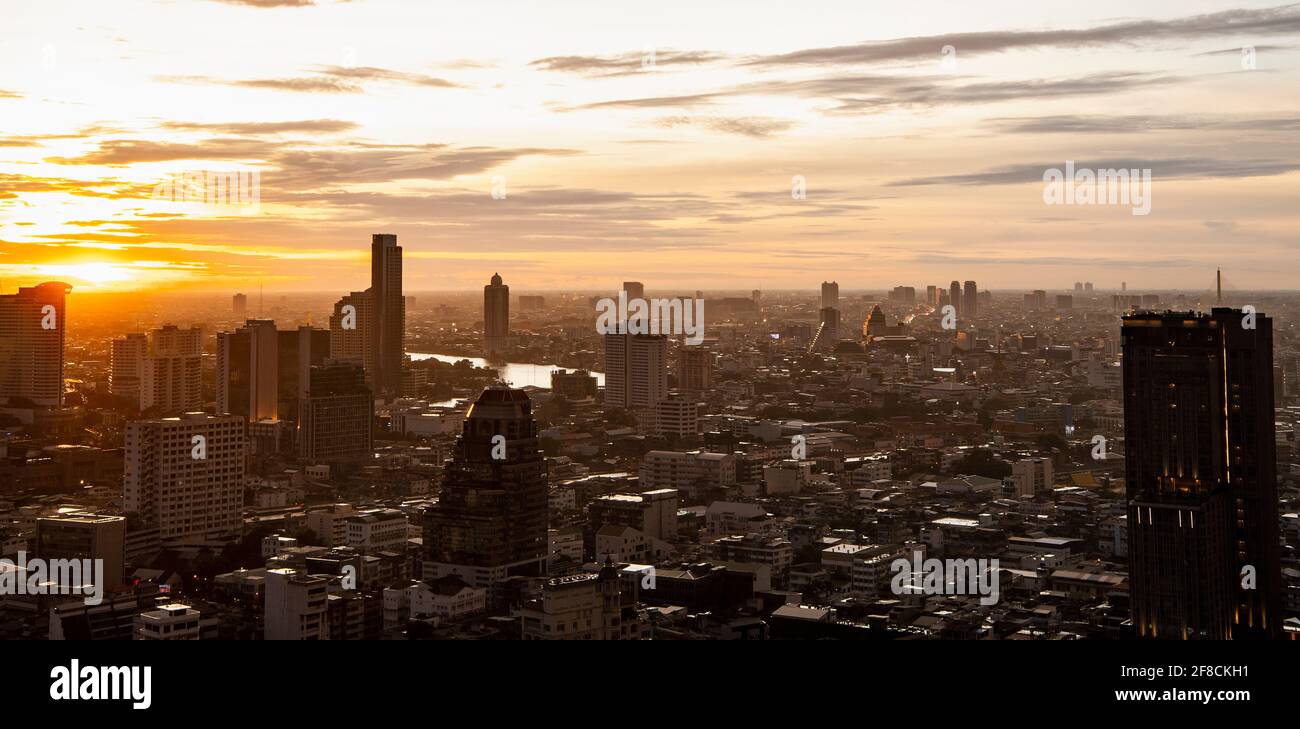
[
  {"xmin": 1123, "ymin": 308, "xmax": 1281, "ymax": 639},
  {"xmin": 483, "ymin": 272, "xmax": 510, "ymax": 360},
  {"xmin": 232, "ymin": 293, "xmax": 247, "ymax": 318},
  {"xmin": 0, "ymin": 281, "xmax": 71, "ymax": 408}
]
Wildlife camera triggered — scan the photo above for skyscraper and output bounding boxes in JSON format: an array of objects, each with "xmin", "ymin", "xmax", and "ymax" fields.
[
  {"xmin": 232, "ymin": 293, "xmax": 247, "ymax": 318},
  {"xmin": 422, "ymin": 385, "xmax": 549, "ymax": 590},
  {"xmin": 298, "ymin": 361, "xmax": 374, "ymax": 465},
  {"xmin": 1123, "ymin": 308, "xmax": 1281, "ymax": 639},
  {"xmin": 484, "ymin": 273, "xmax": 510, "ymax": 360},
  {"xmin": 370, "ymin": 233, "xmax": 404, "ymax": 399},
  {"xmin": 949, "ymin": 281, "xmax": 962, "ymax": 318},
  {"xmin": 124, "ymin": 413, "xmax": 246, "ymax": 543},
  {"xmin": 0, "ymin": 281, "xmax": 70, "ymax": 408},
  {"xmin": 963, "ymin": 280, "xmax": 978, "ymax": 318},
  {"xmin": 603, "ymin": 333, "xmax": 668, "ymax": 410},
  {"xmin": 820, "ymin": 281, "xmax": 839, "ymax": 310}
]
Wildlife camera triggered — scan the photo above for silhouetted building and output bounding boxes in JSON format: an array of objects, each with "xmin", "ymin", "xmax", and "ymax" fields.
[{"xmin": 1123, "ymin": 308, "xmax": 1280, "ymax": 639}]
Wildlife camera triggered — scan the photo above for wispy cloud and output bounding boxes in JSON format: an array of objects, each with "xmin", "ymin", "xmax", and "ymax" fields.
[
  {"xmin": 743, "ymin": 4, "xmax": 1300, "ymax": 67},
  {"xmin": 653, "ymin": 116, "xmax": 795, "ymax": 137}
]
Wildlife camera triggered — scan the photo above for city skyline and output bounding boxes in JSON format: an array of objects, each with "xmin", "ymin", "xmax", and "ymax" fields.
[{"xmin": 3, "ymin": 1, "xmax": 1300, "ymax": 293}]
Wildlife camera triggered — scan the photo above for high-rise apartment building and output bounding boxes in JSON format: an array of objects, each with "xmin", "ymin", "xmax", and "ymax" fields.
[
  {"xmin": 110, "ymin": 333, "xmax": 148, "ymax": 405},
  {"xmin": 139, "ymin": 325, "xmax": 203, "ymax": 414},
  {"xmin": 963, "ymin": 280, "xmax": 978, "ymax": 318},
  {"xmin": 232, "ymin": 293, "xmax": 247, "ymax": 318},
  {"xmin": 949, "ymin": 281, "xmax": 962, "ymax": 318},
  {"xmin": 0, "ymin": 281, "xmax": 71, "ymax": 408},
  {"xmin": 1123, "ymin": 308, "xmax": 1280, "ymax": 639},
  {"xmin": 124, "ymin": 413, "xmax": 246, "ymax": 543},
  {"xmin": 483, "ymin": 273, "xmax": 510, "ymax": 360},
  {"xmin": 422, "ymin": 386, "xmax": 549, "ymax": 589},
  {"xmin": 622, "ymin": 281, "xmax": 645, "ymax": 302},
  {"xmin": 603, "ymin": 333, "xmax": 668, "ymax": 410}
]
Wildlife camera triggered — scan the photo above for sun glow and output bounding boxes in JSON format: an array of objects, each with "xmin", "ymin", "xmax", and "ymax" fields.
[{"xmin": 33, "ymin": 262, "xmax": 136, "ymax": 287}]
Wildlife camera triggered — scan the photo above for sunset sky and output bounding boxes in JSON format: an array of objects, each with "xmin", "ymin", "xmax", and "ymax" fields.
[{"xmin": 1, "ymin": 0, "xmax": 1298, "ymax": 293}]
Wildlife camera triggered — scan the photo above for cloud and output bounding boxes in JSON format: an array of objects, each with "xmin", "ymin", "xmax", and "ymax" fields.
[
  {"xmin": 653, "ymin": 116, "xmax": 795, "ymax": 137},
  {"xmin": 985, "ymin": 114, "xmax": 1300, "ymax": 134},
  {"xmin": 160, "ymin": 119, "xmax": 359, "ymax": 135},
  {"xmin": 743, "ymin": 4, "xmax": 1300, "ymax": 67},
  {"xmin": 531, "ymin": 49, "xmax": 727, "ymax": 76},
  {"xmin": 159, "ymin": 66, "xmax": 462, "ymax": 94},
  {"xmin": 0, "ymin": 89, "xmax": 21, "ymax": 99},
  {"xmin": 562, "ymin": 72, "xmax": 1175, "ymax": 115},
  {"xmin": 46, "ymin": 138, "xmax": 277, "ymax": 165}
]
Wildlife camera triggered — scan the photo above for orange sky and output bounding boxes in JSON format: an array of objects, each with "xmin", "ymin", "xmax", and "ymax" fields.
[{"xmin": 2, "ymin": 0, "xmax": 1299, "ymax": 293}]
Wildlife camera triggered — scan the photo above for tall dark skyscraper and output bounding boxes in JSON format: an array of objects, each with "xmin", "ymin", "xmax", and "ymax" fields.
[
  {"xmin": 949, "ymin": 280, "xmax": 962, "ymax": 318},
  {"xmin": 422, "ymin": 385, "xmax": 549, "ymax": 591},
  {"xmin": 1123, "ymin": 308, "xmax": 1281, "ymax": 639},
  {"xmin": 483, "ymin": 273, "xmax": 509, "ymax": 360},
  {"xmin": 370, "ymin": 233, "xmax": 404, "ymax": 399},
  {"xmin": 963, "ymin": 280, "xmax": 978, "ymax": 318}
]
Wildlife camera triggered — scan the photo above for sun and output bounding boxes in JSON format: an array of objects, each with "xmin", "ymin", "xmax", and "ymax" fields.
[{"xmin": 34, "ymin": 262, "xmax": 136, "ymax": 287}]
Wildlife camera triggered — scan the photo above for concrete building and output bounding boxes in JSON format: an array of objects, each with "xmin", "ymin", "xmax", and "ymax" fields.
[
  {"xmin": 264, "ymin": 568, "xmax": 329, "ymax": 640},
  {"xmin": 124, "ymin": 413, "xmax": 245, "ymax": 543}
]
